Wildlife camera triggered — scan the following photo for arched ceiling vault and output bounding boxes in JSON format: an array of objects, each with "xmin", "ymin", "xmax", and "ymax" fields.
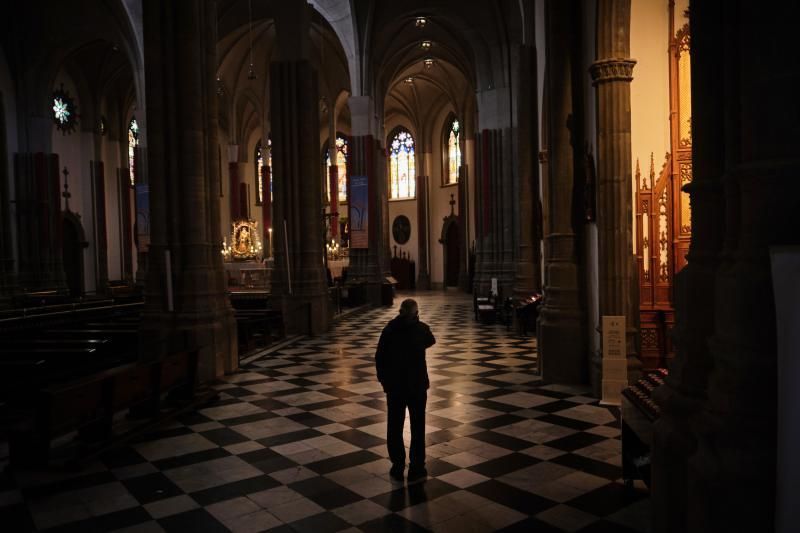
[{"xmin": 216, "ymin": 1, "xmax": 352, "ymax": 141}]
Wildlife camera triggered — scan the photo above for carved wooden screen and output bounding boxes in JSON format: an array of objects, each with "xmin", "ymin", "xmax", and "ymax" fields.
[
  {"xmin": 636, "ymin": 14, "xmax": 692, "ymax": 370},
  {"xmin": 672, "ymin": 24, "xmax": 692, "ymax": 272}
]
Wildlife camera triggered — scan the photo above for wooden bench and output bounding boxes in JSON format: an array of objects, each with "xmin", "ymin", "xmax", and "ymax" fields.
[
  {"xmin": 474, "ymin": 294, "xmax": 497, "ymax": 323},
  {"xmin": 46, "ymin": 328, "xmax": 138, "ymax": 343},
  {"xmin": 8, "ymin": 350, "xmax": 199, "ymax": 467},
  {"xmin": 235, "ymin": 309, "xmax": 284, "ymax": 355}
]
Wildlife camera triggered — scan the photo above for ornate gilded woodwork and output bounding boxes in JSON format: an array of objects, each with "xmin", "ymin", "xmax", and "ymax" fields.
[{"xmin": 635, "ymin": 12, "xmax": 692, "ymax": 370}]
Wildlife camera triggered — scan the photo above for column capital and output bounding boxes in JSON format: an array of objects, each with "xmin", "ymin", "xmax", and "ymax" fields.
[
  {"xmin": 227, "ymin": 144, "xmax": 240, "ymax": 163},
  {"xmin": 589, "ymin": 58, "xmax": 637, "ymax": 85},
  {"xmin": 348, "ymin": 95, "xmax": 378, "ymax": 138}
]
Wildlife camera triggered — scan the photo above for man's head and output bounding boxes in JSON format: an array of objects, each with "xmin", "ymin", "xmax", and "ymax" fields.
[{"xmin": 399, "ymin": 298, "xmax": 419, "ymax": 319}]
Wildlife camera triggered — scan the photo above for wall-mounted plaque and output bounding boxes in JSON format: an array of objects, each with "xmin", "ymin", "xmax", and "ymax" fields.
[{"xmin": 392, "ymin": 215, "xmax": 411, "ymax": 244}]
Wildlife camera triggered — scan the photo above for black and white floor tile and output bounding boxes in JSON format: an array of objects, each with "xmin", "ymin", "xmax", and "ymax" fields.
[{"xmin": 0, "ymin": 292, "xmax": 650, "ymax": 532}]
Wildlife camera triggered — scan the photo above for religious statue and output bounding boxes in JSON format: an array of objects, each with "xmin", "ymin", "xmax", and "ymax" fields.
[
  {"xmin": 227, "ymin": 220, "xmax": 262, "ymax": 261},
  {"xmin": 236, "ymin": 225, "xmax": 251, "ymax": 254}
]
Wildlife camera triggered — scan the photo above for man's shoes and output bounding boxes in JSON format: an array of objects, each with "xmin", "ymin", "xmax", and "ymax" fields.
[
  {"xmin": 407, "ymin": 467, "xmax": 427, "ymax": 483},
  {"xmin": 389, "ymin": 465, "xmax": 404, "ymax": 482}
]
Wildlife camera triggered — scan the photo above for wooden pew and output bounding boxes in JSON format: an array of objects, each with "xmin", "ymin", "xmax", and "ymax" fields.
[
  {"xmin": 45, "ymin": 328, "xmax": 138, "ymax": 343},
  {"xmin": 234, "ymin": 309, "xmax": 284, "ymax": 355},
  {"xmin": 8, "ymin": 350, "xmax": 199, "ymax": 467}
]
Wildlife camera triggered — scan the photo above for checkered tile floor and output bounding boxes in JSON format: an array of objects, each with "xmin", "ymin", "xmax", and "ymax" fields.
[{"xmin": 0, "ymin": 292, "xmax": 650, "ymax": 532}]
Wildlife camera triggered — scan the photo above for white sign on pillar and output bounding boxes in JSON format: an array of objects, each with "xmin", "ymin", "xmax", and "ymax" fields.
[
  {"xmin": 601, "ymin": 315, "xmax": 627, "ymax": 406},
  {"xmin": 491, "ymin": 278, "xmax": 498, "ymax": 296}
]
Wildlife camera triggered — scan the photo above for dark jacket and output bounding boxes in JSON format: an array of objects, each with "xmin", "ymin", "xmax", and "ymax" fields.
[{"xmin": 375, "ymin": 315, "xmax": 436, "ymax": 394}]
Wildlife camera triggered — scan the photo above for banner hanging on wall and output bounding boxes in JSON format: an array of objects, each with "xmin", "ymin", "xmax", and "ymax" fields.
[
  {"xmin": 349, "ymin": 175, "xmax": 368, "ymax": 249},
  {"xmin": 135, "ymin": 184, "xmax": 150, "ymax": 251}
]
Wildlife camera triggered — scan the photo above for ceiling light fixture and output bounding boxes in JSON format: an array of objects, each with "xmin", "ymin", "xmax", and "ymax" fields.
[
  {"xmin": 404, "ymin": 77, "xmax": 414, "ymax": 84},
  {"xmin": 420, "ymin": 40, "xmax": 432, "ymax": 50},
  {"xmin": 424, "ymin": 58, "xmax": 435, "ymax": 69},
  {"xmin": 415, "ymin": 17, "xmax": 427, "ymax": 28}
]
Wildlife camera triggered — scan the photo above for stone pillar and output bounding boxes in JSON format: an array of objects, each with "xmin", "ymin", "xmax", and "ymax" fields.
[
  {"xmin": 328, "ymin": 164, "xmax": 338, "ymax": 237},
  {"xmin": 474, "ymin": 128, "xmax": 516, "ymax": 296},
  {"xmin": 347, "ymin": 95, "xmax": 390, "ymax": 304},
  {"xmin": 91, "ymin": 161, "xmax": 109, "ymax": 292},
  {"xmin": 13, "ymin": 153, "xmax": 66, "ymax": 293},
  {"xmin": 120, "ymin": 170, "xmax": 134, "ymax": 283},
  {"xmin": 261, "ymin": 165, "xmax": 271, "ymax": 242},
  {"xmin": 514, "ymin": 43, "xmax": 542, "ymax": 297},
  {"xmin": 683, "ymin": 2, "xmax": 800, "ymax": 531},
  {"xmin": 141, "ymin": 0, "xmax": 236, "ymax": 381},
  {"xmin": 270, "ymin": 1, "xmax": 329, "ymax": 333},
  {"xmin": 416, "ymin": 174, "xmax": 430, "ymax": 289},
  {"xmin": 228, "ymin": 147, "xmax": 242, "ymax": 221},
  {"xmin": 457, "ymin": 163, "xmax": 470, "ymax": 291},
  {"xmin": 537, "ymin": 0, "xmax": 587, "ymax": 384},
  {"xmin": 0, "ymin": 93, "xmax": 15, "ymax": 304},
  {"xmin": 590, "ymin": 0, "xmax": 639, "ymax": 394},
  {"xmin": 650, "ymin": 1, "xmax": 725, "ymax": 530},
  {"xmin": 133, "ymin": 139, "xmax": 148, "ymax": 288},
  {"xmin": 327, "ymin": 104, "xmax": 339, "ymax": 238}
]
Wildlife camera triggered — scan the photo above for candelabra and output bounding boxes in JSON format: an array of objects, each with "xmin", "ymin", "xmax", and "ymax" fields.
[{"xmin": 326, "ymin": 239, "xmax": 341, "ymax": 260}]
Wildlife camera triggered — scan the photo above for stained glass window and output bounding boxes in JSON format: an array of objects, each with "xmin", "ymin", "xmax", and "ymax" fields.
[
  {"xmin": 255, "ymin": 140, "xmax": 264, "ymax": 204},
  {"xmin": 389, "ymin": 129, "xmax": 416, "ymax": 199},
  {"xmin": 324, "ymin": 135, "xmax": 348, "ymax": 203},
  {"xmin": 446, "ymin": 119, "xmax": 461, "ymax": 184},
  {"xmin": 53, "ymin": 98, "xmax": 70, "ymax": 125},
  {"xmin": 128, "ymin": 118, "xmax": 139, "ymax": 186},
  {"xmin": 51, "ymin": 85, "xmax": 78, "ymax": 134}
]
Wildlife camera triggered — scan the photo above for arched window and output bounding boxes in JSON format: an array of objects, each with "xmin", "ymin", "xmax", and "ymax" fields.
[
  {"xmin": 128, "ymin": 117, "xmax": 139, "ymax": 187},
  {"xmin": 389, "ymin": 129, "xmax": 416, "ymax": 199},
  {"xmin": 445, "ymin": 118, "xmax": 461, "ymax": 185},
  {"xmin": 325, "ymin": 135, "xmax": 348, "ymax": 203}
]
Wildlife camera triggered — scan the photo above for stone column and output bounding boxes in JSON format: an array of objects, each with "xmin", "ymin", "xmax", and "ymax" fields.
[
  {"xmin": 133, "ymin": 135, "xmax": 148, "ymax": 288},
  {"xmin": 457, "ymin": 163, "xmax": 470, "ymax": 291},
  {"xmin": 347, "ymin": 95, "xmax": 390, "ymax": 304},
  {"xmin": 514, "ymin": 43, "xmax": 542, "ymax": 297},
  {"xmin": 228, "ymin": 144, "xmax": 241, "ymax": 220},
  {"xmin": 270, "ymin": 1, "xmax": 329, "ymax": 333},
  {"xmin": 650, "ymin": 1, "xmax": 725, "ymax": 530},
  {"xmin": 416, "ymin": 174, "xmax": 431, "ymax": 289},
  {"xmin": 13, "ymin": 153, "xmax": 66, "ymax": 293},
  {"xmin": 141, "ymin": 0, "xmax": 237, "ymax": 381},
  {"xmin": 327, "ymin": 104, "xmax": 338, "ymax": 238},
  {"xmin": 119, "ymin": 170, "xmax": 134, "ymax": 283},
  {"xmin": 261, "ymin": 165, "xmax": 271, "ymax": 244},
  {"xmin": 473, "ymin": 127, "xmax": 516, "ymax": 296},
  {"xmin": 0, "ymin": 93, "xmax": 15, "ymax": 304},
  {"xmin": 91, "ymin": 161, "xmax": 109, "ymax": 292},
  {"xmin": 590, "ymin": 0, "xmax": 639, "ymax": 393},
  {"xmin": 684, "ymin": 2, "xmax": 800, "ymax": 531},
  {"xmin": 537, "ymin": 0, "xmax": 587, "ymax": 384}
]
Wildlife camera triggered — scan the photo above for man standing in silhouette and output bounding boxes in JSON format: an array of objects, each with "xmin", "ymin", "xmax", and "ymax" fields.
[{"xmin": 375, "ymin": 298, "xmax": 436, "ymax": 483}]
